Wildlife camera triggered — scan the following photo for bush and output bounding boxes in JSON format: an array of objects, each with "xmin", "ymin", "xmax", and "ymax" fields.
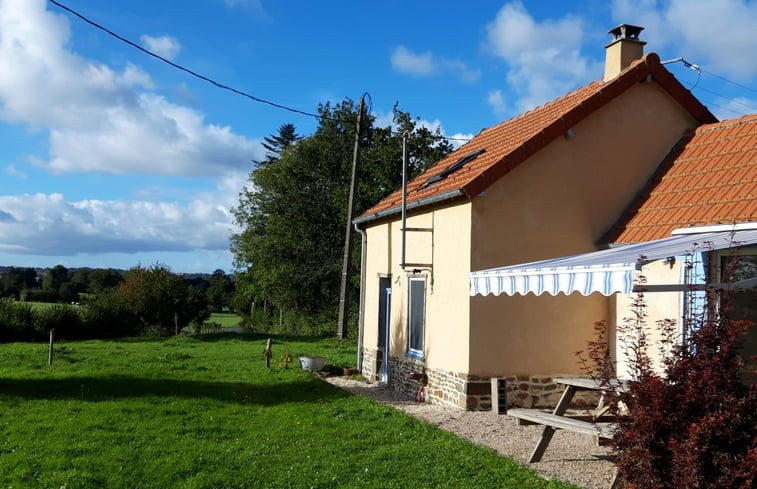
[
  {"xmin": 32, "ymin": 304, "xmax": 84, "ymax": 339},
  {"xmin": 0, "ymin": 299, "xmax": 36, "ymax": 341},
  {"xmin": 581, "ymin": 282, "xmax": 756, "ymax": 488},
  {"xmin": 117, "ymin": 264, "xmax": 209, "ymax": 335},
  {"xmin": 247, "ymin": 307, "xmax": 341, "ymax": 337},
  {"xmin": 21, "ymin": 288, "xmax": 60, "ymax": 303},
  {"xmin": 81, "ymin": 291, "xmax": 138, "ymax": 338}
]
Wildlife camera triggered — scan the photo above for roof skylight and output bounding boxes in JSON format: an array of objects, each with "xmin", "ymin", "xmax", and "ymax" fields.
[{"xmin": 423, "ymin": 148, "xmax": 486, "ymax": 187}]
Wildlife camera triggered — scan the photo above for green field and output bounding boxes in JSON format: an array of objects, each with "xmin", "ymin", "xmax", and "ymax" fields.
[
  {"xmin": 24, "ymin": 301, "xmax": 65, "ymax": 311},
  {"xmin": 24, "ymin": 304, "xmax": 240, "ymax": 329},
  {"xmin": 209, "ymin": 312, "xmax": 242, "ymax": 328},
  {"xmin": 0, "ymin": 334, "xmax": 574, "ymax": 489}
]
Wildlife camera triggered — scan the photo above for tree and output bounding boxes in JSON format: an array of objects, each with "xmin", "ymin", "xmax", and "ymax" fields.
[
  {"xmin": 42, "ymin": 264, "xmax": 69, "ymax": 301},
  {"xmin": 116, "ymin": 264, "xmax": 208, "ymax": 335},
  {"xmin": 0, "ymin": 267, "xmax": 37, "ymax": 299},
  {"xmin": 260, "ymin": 123, "xmax": 301, "ymax": 163},
  {"xmin": 69, "ymin": 268, "xmax": 91, "ymax": 298},
  {"xmin": 206, "ymin": 269, "xmax": 234, "ymax": 313},
  {"xmin": 231, "ymin": 99, "xmax": 453, "ymax": 329},
  {"xmin": 88, "ymin": 268, "xmax": 123, "ymax": 294}
]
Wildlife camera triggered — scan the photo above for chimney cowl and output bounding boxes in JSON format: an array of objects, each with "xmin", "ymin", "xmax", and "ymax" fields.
[
  {"xmin": 606, "ymin": 24, "xmax": 646, "ymax": 46},
  {"xmin": 603, "ymin": 24, "xmax": 646, "ymax": 82}
]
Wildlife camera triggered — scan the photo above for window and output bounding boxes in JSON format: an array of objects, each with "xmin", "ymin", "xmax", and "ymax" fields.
[
  {"xmin": 713, "ymin": 247, "xmax": 757, "ymax": 383},
  {"xmin": 407, "ymin": 276, "xmax": 426, "ymax": 358},
  {"xmin": 423, "ymin": 149, "xmax": 486, "ymax": 188}
]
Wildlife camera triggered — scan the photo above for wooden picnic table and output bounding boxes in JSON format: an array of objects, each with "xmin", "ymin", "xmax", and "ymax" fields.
[{"xmin": 508, "ymin": 377, "xmax": 627, "ymax": 463}]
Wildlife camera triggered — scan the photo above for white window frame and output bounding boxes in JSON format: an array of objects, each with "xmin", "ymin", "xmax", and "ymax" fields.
[{"xmin": 407, "ymin": 275, "xmax": 426, "ymax": 359}]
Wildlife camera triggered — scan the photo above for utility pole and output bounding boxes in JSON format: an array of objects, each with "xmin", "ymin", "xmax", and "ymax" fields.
[{"xmin": 337, "ymin": 96, "xmax": 365, "ymax": 339}]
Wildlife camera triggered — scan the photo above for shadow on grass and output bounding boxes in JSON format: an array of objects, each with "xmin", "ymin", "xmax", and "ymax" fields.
[{"xmin": 0, "ymin": 375, "xmax": 351, "ymax": 405}]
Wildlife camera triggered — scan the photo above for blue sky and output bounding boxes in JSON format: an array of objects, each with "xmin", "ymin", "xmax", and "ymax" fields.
[{"xmin": 1, "ymin": 0, "xmax": 757, "ymax": 273}]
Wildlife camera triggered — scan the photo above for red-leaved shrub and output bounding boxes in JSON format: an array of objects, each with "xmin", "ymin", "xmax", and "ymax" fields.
[{"xmin": 579, "ymin": 256, "xmax": 756, "ymax": 488}]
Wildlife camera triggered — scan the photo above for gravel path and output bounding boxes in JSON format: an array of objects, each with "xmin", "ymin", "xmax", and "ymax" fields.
[{"xmin": 324, "ymin": 376, "xmax": 617, "ymax": 489}]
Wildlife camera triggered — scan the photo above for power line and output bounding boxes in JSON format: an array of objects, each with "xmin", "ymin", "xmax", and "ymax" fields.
[
  {"xmin": 695, "ymin": 97, "xmax": 748, "ymax": 117},
  {"xmin": 695, "ymin": 86, "xmax": 757, "ymax": 113},
  {"xmin": 48, "ymin": 0, "xmax": 332, "ymax": 121},
  {"xmin": 681, "ymin": 58, "xmax": 757, "ymax": 96},
  {"xmin": 698, "ymin": 67, "xmax": 757, "ymax": 96},
  {"xmin": 47, "ymin": 0, "xmax": 472, "ymax": 144},
  {"xmin": 663, "ymin": 56, "xmax": 757, "ymax": 112}
]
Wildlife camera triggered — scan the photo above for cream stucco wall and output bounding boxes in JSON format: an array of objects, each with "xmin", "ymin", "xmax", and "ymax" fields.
[
  {"xmin": 362, "ymin": 201, "xmax": 472, "ymax": 375},
  {"xmin": 361, "ymin": 80, "xmax": 703, "ymax": 385},
  {"xmin": 469, "ymin": 81, "xmax": 700, "ymax": 376},
  {"xmin": 613, "ymin": 260, "xmax": 683, "ymax": 379}
]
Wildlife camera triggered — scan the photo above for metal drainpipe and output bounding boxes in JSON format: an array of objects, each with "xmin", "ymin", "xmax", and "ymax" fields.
[
  {"xmin": 355, "ymin": 223, "xmax": 367, "ymax": 371},
  {"xmin": 401, "ymin": 131, "xmax": 409, "ymax": 270}
]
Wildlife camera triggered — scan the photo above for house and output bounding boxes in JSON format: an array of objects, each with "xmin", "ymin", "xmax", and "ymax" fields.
[
  {"xmin": 607, "ymin": 115, "xmax": 757, "ymax": 380},
  {"xmin": 352, "ymin": 25, "xmax": 731, "ymax": 410},
  {"xmin": 471, "ymin": 115, "xmax": 757, "ymax": 383}
]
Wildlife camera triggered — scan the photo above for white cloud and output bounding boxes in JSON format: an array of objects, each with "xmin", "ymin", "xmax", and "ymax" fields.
[
  {"xmin": 139, "ymin": 34, "xmax": 181, "ymax": 61},
  {"xmin": 368, "ymin": 110, "xmax": 472, "ymax": 149},
  {"xmin": 705, "ymin": 96, "xmax": 757, "ymax": 120},
  {"xmin": 0, "ymin": 209, "xmax": 15, "ymax": 222},
  {"xmin": 391, "ymin": 46, "xmax": 481, "ymax": 83},
  {"xmin": 0, "ymin": 192, "xmax": 236, "ymax": 256},
  {"xmin": 42, "ymin": 93, "xmax": 264, "ymax": 175},
  {"xmin": 413, "ymin": 118, "xmax": 473, "ymax": 149},
  {"xmin": 0, "ymin": 0, "xmax": 264, "ymax": 176},
  {"xmin": 391, "ymin": 46, "xmax": 435, "ymax": 76},
  {"xmin": 485, "ymin": 2, "xmax": 596, "ymax": 113},
  {"xmin": 0, "ymin": 0, "xmax": 264, "ymax": 264},
  {"xmin": 446, "ymin": 133, "xmax": 475, "ymax": 150},
  {"xmin": 5, "ymin": 164, "xmax": 27, "ymax": 179},
  {"xmin": 441, "ymin": 59, "xmax": 482, "ymax": 83},
  {"xmin": 611, "ymin": 0, "xmax": 757, "ymax": 80},
  {"xmin": 223, "ymin": 0, "xmax": 270, "ymax": 20},
  {"xmin": 487, "ymin": 89, "xmax": 507, "ymax": 116}
]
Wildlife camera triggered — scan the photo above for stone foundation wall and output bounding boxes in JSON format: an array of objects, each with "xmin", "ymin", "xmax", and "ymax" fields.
[
  {"xmin": 360, "ymin": 348, "xmax": 600, "ymax": 411},
  {"xmin": 360, "ymin": 347, "xmax": 379, "ymax": 381}
]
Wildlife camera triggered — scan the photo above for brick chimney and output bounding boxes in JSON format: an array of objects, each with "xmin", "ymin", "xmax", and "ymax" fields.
[{"xmin": 603, "ymin": 24, "xmax": 646, "ymax": 82}]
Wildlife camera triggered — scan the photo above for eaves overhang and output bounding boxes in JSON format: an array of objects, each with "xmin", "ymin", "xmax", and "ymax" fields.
[
  {"xmin": 355, "ymin": 52, "xmax": 717, "ymax": 224},
  {"xmin": 352, "ymin": 189, "xmax": 466, "ymax": 228}
]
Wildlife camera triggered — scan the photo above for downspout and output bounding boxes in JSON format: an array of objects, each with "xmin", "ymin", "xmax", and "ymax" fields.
[
  {"xmin": 355, "ymin": 223, "xmax": 367, "ymax": 371},
  {"xmin": 681, "ymin": 254, "xmax": 691, "ymax": 346},
  {"xmin": 401, "ymin": 130, "xmax": 409, "ymax": 270}
]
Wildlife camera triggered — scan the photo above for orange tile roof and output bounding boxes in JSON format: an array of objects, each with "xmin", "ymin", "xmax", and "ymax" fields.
[
  {"xmin": 355, "ymin": 53, "xmax": 715, "ymax": 225},
  {"xmin": 610, "ymin": 114, "xmax": 757, "ymax": 243}
]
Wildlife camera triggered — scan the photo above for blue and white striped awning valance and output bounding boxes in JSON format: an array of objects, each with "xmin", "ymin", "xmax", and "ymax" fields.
[
  {"xmin": 470, "ymin": 262, "xmax": 636, "ymax": 297},
  {"xmin": 469, "ymin": 227, "xmax": 757, "ymax": 297}
]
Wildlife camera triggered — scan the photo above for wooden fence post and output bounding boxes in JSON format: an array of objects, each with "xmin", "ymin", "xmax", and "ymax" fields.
[
  {"xmin": 264, "ymin": 338, "xmax": 273, "ymax": 368},
  {"xmin": 48, "ymin": 329, "xmax": 54, "ymax": 366}
]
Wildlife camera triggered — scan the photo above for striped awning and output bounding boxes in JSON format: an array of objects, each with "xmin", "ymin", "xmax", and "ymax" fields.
[{"xmin": 469, "ymin": 227, "xmax": 757, "ymax": 297}]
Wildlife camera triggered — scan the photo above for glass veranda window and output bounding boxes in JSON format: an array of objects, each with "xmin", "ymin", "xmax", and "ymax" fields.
[{"xmin": 718, "ymin": 250, "xmax": 757, "ymax": 383}]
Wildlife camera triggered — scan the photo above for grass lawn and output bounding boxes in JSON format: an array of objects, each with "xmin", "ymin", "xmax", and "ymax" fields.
[
  {"xmin": 209, "ymin": 312, "xmax": 243, "ymax": 328},
  {"xmin": 0, "ymin": 334, "xmax": 576, "ymax": 489},
  {"xmin": 24, "ymin": 301, "xmax": 62, "ymax": 311}
]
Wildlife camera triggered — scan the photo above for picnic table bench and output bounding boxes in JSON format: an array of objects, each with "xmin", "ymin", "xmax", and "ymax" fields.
[
  {"xmin": 508, "ymin": 377, "xmax": 627, "ymax": 463},
  {"xmin": 507, "ymin": 408, "xmax": 616, "ymax": 439}
]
